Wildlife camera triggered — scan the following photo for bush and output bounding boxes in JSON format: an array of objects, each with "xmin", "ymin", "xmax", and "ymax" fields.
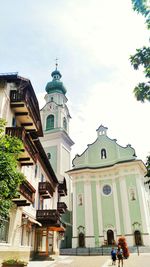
[
  {"xmin": 2, "ymin": 259, "xmax": 27, "ymax": 266},
  {"xmin": 118, "ymin": 236, "xmax": 130, "ymax": 258}
]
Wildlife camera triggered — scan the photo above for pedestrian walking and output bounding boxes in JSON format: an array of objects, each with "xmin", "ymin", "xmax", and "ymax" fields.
[
  {"xmin": 117, "ymin": 245, "xmax": 123, "ymax": 267},
  {"xmin": 111, "ymin": 247, "xmax": 117, "ymax": 265}
]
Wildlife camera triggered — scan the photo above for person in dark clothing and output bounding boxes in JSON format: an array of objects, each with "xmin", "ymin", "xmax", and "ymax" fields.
[
  {"xmin": 111, "ymin": 247, "xmax": 117, "ymax": 265},
  {"xmin": 117, "ymin": 246, "xmax": 123, "ymax": 267}
]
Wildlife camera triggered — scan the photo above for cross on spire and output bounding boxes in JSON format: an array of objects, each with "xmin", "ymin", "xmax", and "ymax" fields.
[{"xmin": 55, "ymin": 58, "xmax": 58, "ymax": 70}]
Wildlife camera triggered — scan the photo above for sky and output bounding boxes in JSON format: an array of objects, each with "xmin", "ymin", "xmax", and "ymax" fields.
[{"xmin": 0, "ymin": 0, "xmax": 149, "ymax": 162}]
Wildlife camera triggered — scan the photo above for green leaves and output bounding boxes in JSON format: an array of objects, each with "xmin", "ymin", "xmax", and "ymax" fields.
[
  {"xmin": 130, "ymin": 47, "xmax": 150, "ymax": 74},
  {"xmin": 130, "ymin": 47, "xmax": 150, "ymax": 102},
  {"xmin": 130, "ymin": 1, "xmax": 150, "ymax": 102},
  {"xmin": 132, "ymin": 0, "xmax": 150, "ymax": 28},
  {"xmin": 0, "ymin": 119, "xmax": 25, "ymax": 218},
  {"xmin": 133, "ymin": 82, "xmax": 150, "ymax": 102},
  {"xmin": 146, "ymin": 155, "xmax": 150, "ymax": 177}
]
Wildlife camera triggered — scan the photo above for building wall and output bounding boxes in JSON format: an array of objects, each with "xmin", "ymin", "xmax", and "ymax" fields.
[
  {"xmin": 71, "ymin": 162, "xmax": 150, "ymax": 248},
  {"xmin": 41, "ymin": 133, "xmax": 72, "ymax": 209},
  {"xmin": 0, "ymin": 78, "xmax": 59, "ymax": 262}
]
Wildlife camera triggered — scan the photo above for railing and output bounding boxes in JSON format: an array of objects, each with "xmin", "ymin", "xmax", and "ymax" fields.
[
  {"xmin": 10, "ymin": 90, "xmax": 25, "ymax": 102},
  {"xmin": 39, "ymin": 182, "xmax": 53, "ymax": 197},
  {"xmin": 6, "ymin": 127, "xmax": 37, "ymax": 163},
  {"xmin": 58, "ymin": 183, "xmax": 67, "ymax": 196},
  {"xmin": 10, "ymin": 90, "xmax": 41, "ymax": 132},
  {"xmin": 60, "ymin": 246, "xmax": 150, "ymax": 256},
  {"xmin": 20, "ymin": 180, "xmax": 36, "ymax": 203},
  {"xmin": 36, "ymin": 209, "xmax": 60, "ymax": 224},
  {"xmin": 60, "ymin": 246, "xmax": 113, "ymax": 256}
]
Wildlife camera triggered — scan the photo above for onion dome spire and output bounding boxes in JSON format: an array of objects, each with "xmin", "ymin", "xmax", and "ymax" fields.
[{"xmin": 45, "ymin": 59, "xmax": 66, "ymax": 95}]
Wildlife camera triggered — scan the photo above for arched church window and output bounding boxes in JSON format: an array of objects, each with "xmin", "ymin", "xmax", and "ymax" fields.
[
  {"xmin": 63, "ymin": 117, "xmax": 67, "ymax": 131},
  {"xmin": 101, "ymin": 148, "xmax": 107, "ymax": 159},
  {"xmin": 46, "ymin": 114, "xmax": 54, "ymax": 130}
]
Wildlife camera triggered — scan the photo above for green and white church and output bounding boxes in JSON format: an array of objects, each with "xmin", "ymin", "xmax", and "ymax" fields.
[{"xmin": 67, "ymin": 125, "xmax": 150, "ymax": 248}]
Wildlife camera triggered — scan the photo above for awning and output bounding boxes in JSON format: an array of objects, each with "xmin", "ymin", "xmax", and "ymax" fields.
[
  {"xmin": 49, "ymin": 226, "xmax": 65, "ymax": 232},
  {"xmin": 28, "ymin": 217, "xmax": 42, "ymax": 227}
]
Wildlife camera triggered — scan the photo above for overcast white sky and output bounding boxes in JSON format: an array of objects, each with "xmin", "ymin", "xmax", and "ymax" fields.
[{"xmin": 0, "ymin": 0, "xmax": 149, "ymax": 162}]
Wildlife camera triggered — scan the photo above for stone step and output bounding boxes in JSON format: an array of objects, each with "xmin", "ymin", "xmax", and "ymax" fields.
[{"xmin": 31, "ymin": 255, "xmax": 55, "ymax": 261}]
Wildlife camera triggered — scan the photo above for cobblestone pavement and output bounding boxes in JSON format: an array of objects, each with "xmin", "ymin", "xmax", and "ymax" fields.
[{"xmin": 29, "ymin": 254, "xmax": 150, "ymax": 267}]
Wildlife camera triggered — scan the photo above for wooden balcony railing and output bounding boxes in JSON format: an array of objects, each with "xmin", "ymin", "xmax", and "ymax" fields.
[
  {"xmin": 36, "ymin": 210, "xmax": 60, "ymax": 226},
  {"xmin": 57, "ymin": 202, "xmax": 67, "ymax": 214},
  {"xmin": 19, "ymin": 180, "xmax": 36, "ymax": 203},
  {"xmin": 39, "ymin": 182, "xmax": 53, "ymax": 198},
  {"xmin": 6, "ymin": 127, "xmax": 38, "ymax": 164},
  {"xmin": 58, "ymin": 178, "xmax": 67, "ymax": 197},
  {"xmin": 10, "ymin": 90, "xmax": 41, "ymax": 134}
]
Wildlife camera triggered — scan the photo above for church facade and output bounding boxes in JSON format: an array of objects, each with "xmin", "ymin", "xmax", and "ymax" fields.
[{"xmin": 67, "ymin": 125, "xmax": 150, "ymax": 248}]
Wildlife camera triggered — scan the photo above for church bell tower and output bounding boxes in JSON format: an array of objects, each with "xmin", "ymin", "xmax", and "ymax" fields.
[{"xmin": 40, "ymin": 64, "xmax": 74, "ymax": 210}]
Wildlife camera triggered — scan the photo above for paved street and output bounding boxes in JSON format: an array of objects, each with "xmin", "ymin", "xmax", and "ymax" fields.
[{"xmin": 29, "ymin": 254, "xmax": 150, "ymax": 267}]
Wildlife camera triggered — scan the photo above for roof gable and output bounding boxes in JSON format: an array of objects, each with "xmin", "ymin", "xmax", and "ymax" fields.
[{"xmin": 72, "ymin": 127, "xmax": 136, "ymax": 169}]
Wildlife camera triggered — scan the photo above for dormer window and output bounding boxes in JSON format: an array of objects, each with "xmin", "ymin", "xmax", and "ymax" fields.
[
  {"xmin": 101, "ymin": 148, "xmax": 107, "ymax": 159},
  {"xmin": 53, "ymin": 74, "xmax": 60, "ymax": 80}
]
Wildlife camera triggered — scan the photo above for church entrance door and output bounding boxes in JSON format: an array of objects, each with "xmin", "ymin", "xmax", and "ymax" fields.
[
  {"xmin": 78, "ymin": 233, "xmax": 85, "ymax": 247},
  {"xmin": 134, "ymin": 230, "xmax": 142, "ymax": 246},
  {"xmin": 107, "ymin": 229, "xmax": 114, "ymax": 245}
]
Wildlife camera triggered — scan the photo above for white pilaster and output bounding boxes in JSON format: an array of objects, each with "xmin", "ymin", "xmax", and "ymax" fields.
[
  {"xmin": 72, "ymin": 181, "xmax": 77, "ymax": 237},
  {"xmin": 96, "ymin": 181, "xmax": 103, "ymax": 236},
  {"xmin": 84, "ymin": 179, "xmax": 94, "ymax": 237},
  {"xmin": 119, "ymin": 177, "xmax": 132, "ymax": 233},
  {"xmin": 136, "ymin": 175, "xmax": 150, "ymax": 232},
  {"xmin": 112, "ymin": 179, "xmax": 121, "ymax": 235}
]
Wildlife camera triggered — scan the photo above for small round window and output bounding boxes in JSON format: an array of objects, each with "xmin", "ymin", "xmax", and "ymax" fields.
[{"xmin": 103, "ymin": 185, "xmax": 112, "ymax": 195}]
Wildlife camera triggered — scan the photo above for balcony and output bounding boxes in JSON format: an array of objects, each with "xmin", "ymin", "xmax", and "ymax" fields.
[
  {"xmin": 13, "ymin": 180, "xmax": 36, "ymax": 207},
  {"xmin": 58, "ymin": 178, "xmax": 67, "ymax": 197},
  {"xmin": 10, "ymin": 89, "xmax": 42, "ymax": 135},
  {"xmin": 57, "ymin": 202, "xmax": 67, "ymax": 214},
  {"xmin": 39, "ymin": 182, "xmax": 53, "ymax": 199},
  {"xmin": 36, "ymin": 210, "xmax": 60, "ymax": 226},
  {"xmin": 6, "ymin": 127, "xmax": 38, "ymax": 165},
  {"xmin": 20, "ymin": 180, "xmax": 36, "ymax": 203}
]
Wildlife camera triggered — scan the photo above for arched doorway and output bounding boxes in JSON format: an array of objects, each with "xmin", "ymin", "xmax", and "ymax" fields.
[
  {"xmin": 134, "ymin": 230, "xmax": 142, "ymax": 246},
  {"xmin": 107, "ymin": 229, "xmax": 114, "ymax": 245},
  {"xmin": 78, "ymin": 232, "xmax": 85, "ymax": 247}
]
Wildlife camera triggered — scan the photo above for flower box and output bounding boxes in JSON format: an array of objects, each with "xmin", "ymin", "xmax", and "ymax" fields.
[{"xmin": 2, "ymin": 259, "xmax": 28, "ymax": 267}]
